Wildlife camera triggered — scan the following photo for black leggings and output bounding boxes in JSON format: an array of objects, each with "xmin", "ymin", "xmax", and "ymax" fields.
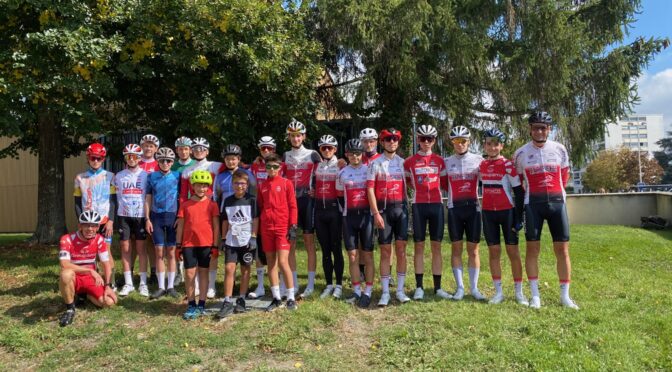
[{"xmin": 314, "ymin": 206, "xmax": 344, "ymax": 285}]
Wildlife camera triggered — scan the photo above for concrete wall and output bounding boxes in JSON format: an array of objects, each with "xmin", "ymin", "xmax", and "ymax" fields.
[{"xmin": 566, "ymin": 192, "xmax": 672, "ymax": 226}]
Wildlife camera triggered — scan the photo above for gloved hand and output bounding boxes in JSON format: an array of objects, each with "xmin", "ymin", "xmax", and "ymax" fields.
[
  {"xmin": 249, "ymin": 237, "xmax": 258, "ymax": 250},
  {"xmin": 513, "ymin": 221, "xmax": 524, "ymax": 233},
  {"xmin": 288, "ymin": 225, "xmax": 298, "ymax": 241}
]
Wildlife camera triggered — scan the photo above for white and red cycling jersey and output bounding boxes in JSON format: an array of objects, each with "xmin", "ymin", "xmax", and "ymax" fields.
[
  {"xmin": 362, "ymin": 151, "xmax": 381, "ymax": 165},
  {"xmin": 479, "ymin": 157, "xmax": 521, "ymax": 211},
  {"xmin": 179, "ymin": 158, "xmax": 224, "ymax": 203},
  {"xmin": 59, "ymin": 232, "xmax": 109, "ymax": 271},
  {"xmin": 404, "ymin": 151, "xmax": 447, "ymax": 204},
  {"xmin": 314, "ymin": 157, "xmax": 340, "ymax": 208},
  {"xmin": 113, "ymin": 167, "xmax": 148, "ymax": 217},
  {"xmin": 366, "ymin": 153, "xmax": 406, "ymax": 209},
  {"xmin": 250, "ymin": 159, "xmax": 286, "ymax": 192},
  {"xmin": 513, "ymin": 140, "xmax": 570, "ymax": 204},
  {"xmin": 139, "ymin": 158, "xmax": 158, "ymax": 173},
  {"xmin": 336, "ymin": 164, "xmax": 370, "ymax": 214},
  {"xmin": 444, "ymin": 152, "xmax": 483, "ymax": 208},
  {"xmin": 283, "ymin": 145, "xmax": 321, "ymax": 198}
]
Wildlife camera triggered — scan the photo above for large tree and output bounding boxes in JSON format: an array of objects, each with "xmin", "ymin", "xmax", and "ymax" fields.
[
  {"xmin": 583, "ymin": 147, "xmax": 663, "ymax": 192},
  {"xmin": 312, "ymin": 0, "xmax": 669, "ymax": 160},
  {"xmin": 654, "ymin": 131, "xmax": 672, "ymax": 184}
]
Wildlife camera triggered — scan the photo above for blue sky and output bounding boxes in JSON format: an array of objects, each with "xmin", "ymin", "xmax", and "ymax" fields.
[{"xmin": 624, "ymin": 1, "xmax": 672, "ymax": 124}]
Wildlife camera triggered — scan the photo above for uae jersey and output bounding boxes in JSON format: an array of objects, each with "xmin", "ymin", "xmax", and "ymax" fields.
[
  {"xmin": 179, "ymin": 158, "xmax": 224, "ymax": 203},
  {"xmin": 314, "ymin": 157, "xmax": 340, "ymax": 209},
  {"xmin": 336, "ymin": 164, "xmax": 370, "ymax": 214},
  {"xmin": 73, "ymin": 168, "xmax": 116, "ymax": 223},
  {"xmin": 366, "ymin": 153, "xmax": 406, "ymax": 210},
  {"xmin": 221, "ymin": 193, "xmax": 259, "ymax": 247},
  {"xmin": 139, "ymin": 158, "xmax": 158, "ymax": 173},
  {"xmin": 444, "ymin": 152, "xmax": 483, "ymax": 208},
  {"xmin": 479, "ymin": 157, "xmax": 521, "ymax": 211},
  {"xmin": 113, "ymin": 167, "xmax": 148, "ymax": 217},
  {"xmin": 513, "ymin": 140, "xmax": 570, "ymax": 204},
  {"xmin": 283, "ymin": 145, "xmax": 321, "ymax": 198},
  {"xmin": 59, "ymin": 232, "xmax": 109, "ymax": 271},
  {"xmin": 404, "ymin": 151, "xmax": 447, "ymax": 204},
  {"xmin": 146, "ymin": 170, "xmax": 180, "ymax": 213}
]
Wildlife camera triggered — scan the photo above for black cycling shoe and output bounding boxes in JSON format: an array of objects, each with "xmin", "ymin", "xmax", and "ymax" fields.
[
  {"xmin": 150, "ymin": 289, "xmax": 166, "ymax": 300},
  {"xmin": 358, "ymin": 294, "xmax": 371, "ymax": 309},
  {"xmin": 265, "ymin": 298, "xmax": 283, "ymax": 312},
  {"xmin": 166, "ymin": 288, "xmax": 180, "ymax": 298},
  {"xmin": 75, "ymin": 294, "xmax": 87, "ymax": 307},
  {"xmin": 216, "ymin": 301, "xmax": 234, "ymax": 319},
  {"xmin": 286, "ymin": 299, "xmax": 298, "ymax": 311},
  {"xmin": 234, "ymin": 297, "xmax": 246, "ymax": 313},
  {"xmin": 59, "ymin": 309, "xmax": 75, "ymax": 327},
  {"xmin": 345, "ymin": 293, "xmax": 360, "ymax": 305}
]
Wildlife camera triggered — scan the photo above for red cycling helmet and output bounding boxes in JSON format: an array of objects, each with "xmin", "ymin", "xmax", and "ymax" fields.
[
  {"xmin": 379, "ymin": 128, "xmax": 402, "ymax": 141},
  {"xmin": 86, "ymin": 143, "xmax": 107, "ymax": 158}
]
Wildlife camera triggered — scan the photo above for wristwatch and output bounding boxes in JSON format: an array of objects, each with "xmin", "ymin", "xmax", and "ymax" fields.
[{"xmin": 106, "ymin": 283, "xmax": 114, "ymax": 288}]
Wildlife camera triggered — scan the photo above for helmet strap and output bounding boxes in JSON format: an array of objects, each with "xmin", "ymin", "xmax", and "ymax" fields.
[{"xmin": 458, "ymin": 150, "xmax": 468, "ymax": 156}]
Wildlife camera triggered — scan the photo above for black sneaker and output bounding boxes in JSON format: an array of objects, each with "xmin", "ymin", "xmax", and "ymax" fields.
[
  {"xmin": 166, "ymin": 288, "xmax": 180, "ymax": 298},
  {"xmin": 345, "ymin": 293, "xmax": 361, "ymax": 305},
  {"xmin": 265, "ymin": 298, "xmax": 283, "ymax": 312},
  {"xmin": 148, "ymin": 272, "xmax": 158, "ymax": 285},
  {"xmin": 59, "ymin": 309, "xmax": 75, "ymax": 327},
  {"xmin": 150, "ymin": 289, "xmax": 166, "ymax": 300},
  {"xmin": 216, "ymin": 301, "xmax": 234, "ymax": 319},
  {"xmin": 358, "ymin": 294, "xmax": 371, "ymax": 308},
  {"xmin": 286, "ymin": 299, "xmax": 298, "ymax": 311},
  {"xmin": 234, "ymin": 297, "xmax": 246, "ymax": 313},
  {"xmin": 75, "ymin": 294, "xmax": 87, "ymax": 307}
]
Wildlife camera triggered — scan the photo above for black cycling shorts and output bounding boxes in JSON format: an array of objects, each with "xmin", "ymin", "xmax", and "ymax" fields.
[
  {"xmin": 524, "ymin": 202, "xmax": 570, "ymax": 242},
  {"xmin": 343, "ymin": 211, "xmax": 374, "ymax": 252},
  {"xmin": 224, "ymin": 245, "xmax": 256, "ymax": 266},
  {"xmin": 296, "ymin": 196, "xmax": 315, "ymax": 234},
  {"xmin": 412, "ymin": 203, "xmax": 444, "ymax": 242},
  {"xmin": 182, "ymin": 246, "xmax": 211, "ymax": 269},
  {"xmin": 482, "ymin": 209, "xmax": 518, "ymax": 246},
  {"xmin": 447, "ymin": 205, "xmax": 481, "ymax": 243},
  {"xmin": 378, "ymin": 204, "xmax": 409, "ymax": 244},
  {"xmin": 118, "ymin": 216, "xmax": 147, "ymax": 241}
]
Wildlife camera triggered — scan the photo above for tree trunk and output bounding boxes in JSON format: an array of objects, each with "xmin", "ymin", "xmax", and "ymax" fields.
[{"xmin": 29, "ymin": 108, "xmax": 67, "ymax": 245}]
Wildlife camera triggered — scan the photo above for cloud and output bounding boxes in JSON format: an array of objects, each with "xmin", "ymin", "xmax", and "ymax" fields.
[{"xmin": 635, "ymin": 68, "xmax": 672, "ymax": 130}]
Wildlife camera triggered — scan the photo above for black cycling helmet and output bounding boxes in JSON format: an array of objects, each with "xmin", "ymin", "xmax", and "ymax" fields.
[
  {"xmin": 222, "ymin": 144, "xmax": 242, "ymax": 158},
  {"xmin": 528, "ymin": 111, "xmax": 553, "ymax": 125},
  {"xmin": 345, "ymin": 139, "xmax": 364, "ymax": 153}
]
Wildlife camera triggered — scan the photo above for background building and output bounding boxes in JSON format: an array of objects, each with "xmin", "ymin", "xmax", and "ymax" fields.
[{"xmin": 604, "ymin": 114, "xmax": 668, "ymax": 156}]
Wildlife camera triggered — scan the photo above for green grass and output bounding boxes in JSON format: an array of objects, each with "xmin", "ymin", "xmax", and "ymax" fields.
[{"xmin": 1, "ymin": 226, "xmax": 671, "ymax": 370}]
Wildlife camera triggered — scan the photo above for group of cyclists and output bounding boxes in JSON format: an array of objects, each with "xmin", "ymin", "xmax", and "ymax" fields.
[{"xmin": 57, "ymin": 110, "xmax": 579, "ymax": 326}]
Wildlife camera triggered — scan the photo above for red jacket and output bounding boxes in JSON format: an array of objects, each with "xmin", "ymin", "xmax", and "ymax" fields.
[{"xmin": 258, "ymin": 175, "xmax": 298, "ymax": 230}]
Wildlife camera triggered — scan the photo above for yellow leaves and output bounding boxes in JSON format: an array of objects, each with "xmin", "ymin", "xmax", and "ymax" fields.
[
  {"xmin": 12, "ymin": 69, "xmax": 23, "ymax": 80},
  {"xmin": 72, "ymin": 64, "xmax": 92, "ymax": 80},
  {"xmin": 38, "ymin": 10, "xmax": 56, "ymax": 27},
  {"xmin": 127, "ymin": 38, "xmax": 155, "ymax": 63},
  {"xmin": 96, "ymin": 0, "xmax": 111, "ymax": 20},
  {"xmin": 31, "ymin": 91, "xmax": 46, "ymax": 105},
  {"xmin": 178, "ymin": 24, "xmax": 192, "ymax": 40},
  {"xmin": 216, "ymin": 13, "xmax": 231, "ymax": 32},
  {"xmin": 294, "ymin": 362, "xmax": 302, "ymax": 368},
  {"xmin": 197, "ymin": 55, "xmax": 209, "ymax": 69},
  {"xmin": 89, "ymin": 59, "xmax": 105, "ymax": 70}
]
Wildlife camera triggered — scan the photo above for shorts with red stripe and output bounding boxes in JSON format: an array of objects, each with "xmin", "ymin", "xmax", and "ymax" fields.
[
  {"xmin": 261, "ymin": 229, "xmax": 290, "ymax": 253},
  {"xmin": 75, "ymin": 274, "xmax": 105, "ymax": 300}
]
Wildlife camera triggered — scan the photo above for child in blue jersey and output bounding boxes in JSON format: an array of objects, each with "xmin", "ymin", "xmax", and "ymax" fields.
[{"xmin": 145, "ymin": 148, "xmax": 181, "ymax": 299}]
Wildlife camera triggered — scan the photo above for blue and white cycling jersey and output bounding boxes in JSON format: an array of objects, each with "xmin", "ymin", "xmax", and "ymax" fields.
[
  {"xmin": 214, "ymin": 168, "xmax": 257, "ymax": 210},
  {"xmin": 146, "ymin": 170, "xmax": 180, "ymax": 213}
]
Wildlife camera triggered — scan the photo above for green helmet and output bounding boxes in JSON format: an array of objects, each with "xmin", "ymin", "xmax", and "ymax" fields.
[{"xmin": 190, "ymin": 170, "xmax": 213, "ymax": 185}]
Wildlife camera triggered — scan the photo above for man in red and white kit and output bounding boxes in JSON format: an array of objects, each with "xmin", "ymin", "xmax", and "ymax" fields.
[
  {"xmin": 513, "ymin": 111, "xmax": 578, "ymax": 310},
  {"xmin": 58, "ymin": 211, "xmax": 117, "ymax": 327},
  {"xmin": 283, "ymin": 119, "xmax": 322, "ymax": 298},
  {"xmin": 444, "ymin": 126, "xmax": 486, "ymax": 301},
  {"xmin": 405, "ymin": 125, "xmax": 452, "ymax": 301},
  {"xmin": 367, "ymin": 128, "xmax": 410, "ymax": 306},
  {"xmin": 179, "ymin": 137, "xmax": 224, "ymax": 298},
  {"xmin": 139, "ymin": 134, "xmax": 160, "ymax": 283},
  {"xmin": 359, "ymin": 127, "xmax": 381, "ymax": 279},
  {"xmin": 479, "ymin": 128, "xmax": 528, "ymax": 306}
]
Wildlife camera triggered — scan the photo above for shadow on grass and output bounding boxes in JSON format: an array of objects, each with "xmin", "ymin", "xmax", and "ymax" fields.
[
  {"xmin": 0, "ymin": 272, "xmax": 59, "ymax": 297},
  {"xmin": 0, "ymin": 244, "xmax": 59, "ymax": 270},
  {"xmin": 3, "ymin": 295, "xmax": 62, "ymax": 325},
  {"xmin": 116, "ymin": 295, "xmax": 186, "ymax": 317}
]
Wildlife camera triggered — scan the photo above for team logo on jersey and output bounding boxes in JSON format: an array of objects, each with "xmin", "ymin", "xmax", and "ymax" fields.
[
  {"xmin": 230, "ymin": 209, "xmax": 249, "ymax": 223},
  {"xmin": 276, "ymin": 186, "xmax": 281, "ymax": 192},
  {"xmin": 319, "ymin": 183, "xmax": 331, "ymax": 193},
  {"xmin": 487, "ymin": 165, "xmax": 495, "ymax": 173},
  {"xmin": 538, "ymin": 174, "xmax": 555, "ymax": 188},
  {"xmin": 417, "ymin": 176, "xmax": 423, "ymax": 184},
  {"xmin": 352, "ymin": 191, "xmax": 366, "ymax": 201},
  {"xmin": 458, "ymin": 182, "xmax": 472, "ymax": 193}
]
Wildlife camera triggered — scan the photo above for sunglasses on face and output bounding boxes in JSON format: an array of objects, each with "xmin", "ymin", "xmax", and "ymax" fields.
[
  {"xmin": 418, "ymin": 136, "xmax": 435, "ymax": 143},
  {"xmin": 88, "ymin": 156, "xmax": 103, "ymax": 162},
  {"xmin": 124, "ymin": 154, "xmax": 140, "ymax": 161},
  {"xmin": 451, "ymin": 138, "xmax": 468, "ymax": 145},
  {"xmin": 265, "ymin": 164, "xmax": 281, "ymax": 170},
  {"xmin": 383, "ymin": 136, "xmax": 400, "ymax": 143},
  {"xmin": 260, "ymin": 146, "xmax": 275, "ymax": 152},
  {"xmin": 192, "ymin": 146, "xmax": 207, "ymax": 152},
  {"xmin": 320, "ymin": 146, "xmax": 336, "ymax": 152},
  {"xmin": 158, "ymin": 159, "xmax": 174, "ymax": 164},
  {"xmin": 348, "ymin": 152, "xmax": 363, "ymax": 156}
]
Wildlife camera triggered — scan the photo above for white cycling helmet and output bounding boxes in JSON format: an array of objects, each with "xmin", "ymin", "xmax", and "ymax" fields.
[
  {"xmin": 417, "ymin": 124, "xmax": 438, "ymax": 138},
  {"xmin": 123, "ymin": 143, "xmax": 143, "ymax": 156},
  {"xmin": 156, "ymin": 147, "xmax": 176, "ymax": 160},
  {"xmin": 318, "ymin": 134, "xmax": 338, "ymax": 147},
  {"xmin": 359, "ymin": 128, "xmax": 378, "ymax": 140},
  {"xmin": 449, "ymin": 126, "xmax": 471, "ymax": 139},
  {"xmin": 258, "ymin": 136, "xmax": 277, "ymax": 148},
  {"xmin": 286, "ymin": 118, "xmax": 306, "ymax": 134},
  {"xmin": 174, "ymin": 136, "xmax": 192, "ymax": 148},
  {"xmin": 79, "ymin": 210, "xmax": 103, "ymax": 224},
  {"xmin": 191, "ymin": 137, "xmax": 210, "ymax": 149},
  {"xmin": 141, "ymin": 134, "xmax": 160, "ymax": 147}
]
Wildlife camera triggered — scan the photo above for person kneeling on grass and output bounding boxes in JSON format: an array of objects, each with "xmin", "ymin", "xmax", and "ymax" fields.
[
  {"xmin": 58, "ymin": 211, "xmax": 117, "ymax": 327},
  {"xmin": 216, "ymin": 170, "xmax": 259, "ymax": 319},
  {"xmin": 176, "ymin": 170, "xmax": 220, "ymax": 320}
]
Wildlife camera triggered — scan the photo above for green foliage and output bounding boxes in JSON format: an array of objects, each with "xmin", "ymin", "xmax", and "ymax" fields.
[
  {"xmin": 654, "ymin": 131, "xmax": 672, "ymax": 184},
  {"xmin": 312, "ymin": 0, "xmax": 670, "ymax": 161},
  {"xmin": 583, "ymin": 147, "xmax": 663, "ymax": 191}
]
